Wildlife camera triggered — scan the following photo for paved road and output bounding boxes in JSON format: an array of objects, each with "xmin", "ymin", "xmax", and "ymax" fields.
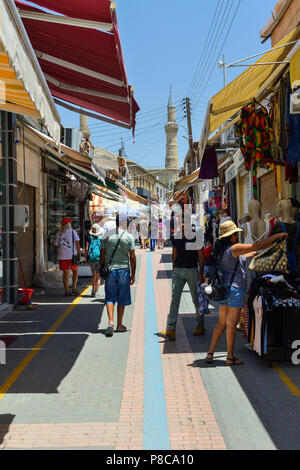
[{"xmin": 0, "ymin": 248, "xmax": 299, "ymax": 450}]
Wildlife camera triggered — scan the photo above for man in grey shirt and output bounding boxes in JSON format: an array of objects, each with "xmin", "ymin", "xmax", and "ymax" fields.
[{"xmin": 100, "ymin": 215, "xmax": 136, "ymax": 337}]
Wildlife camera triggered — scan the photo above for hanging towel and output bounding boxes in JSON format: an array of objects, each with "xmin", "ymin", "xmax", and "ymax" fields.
[{"xmin": 199, "ymin": 147, "xmax": 218, "ymax": 179}]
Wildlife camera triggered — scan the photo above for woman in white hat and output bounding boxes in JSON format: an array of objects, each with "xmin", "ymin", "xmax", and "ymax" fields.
[
  {"xmin": 85, "ymin": 223, "xmax": 104, "ymax": 296},
  {"xmin": 205, "ymin": 220, "xmax": 287, "ymax": 366}
]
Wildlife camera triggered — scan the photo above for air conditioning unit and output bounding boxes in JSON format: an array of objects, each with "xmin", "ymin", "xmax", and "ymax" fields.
[
  {"xmin": 290, "ymin": 90, "xmax": 300, "ymax": 114},
  {"xmin": 220, "ymin": 125, "xmax": 238, "ymax": 146},
  {"xmin": 63, "ymin": 128, "xmax": 83, "ymax": 152}
]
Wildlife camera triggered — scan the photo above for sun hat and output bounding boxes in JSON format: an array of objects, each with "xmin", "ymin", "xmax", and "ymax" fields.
[
  {"xmin": 61, "ymin": 218, "xmax": 71, "ymax": 225},
  {"xmin": 218, "ymin": 220, "xmax": 243, "ymax": 239},
  {"xmin": 89, "ymin": 223, "xmax": 103, "ymax": 237}
]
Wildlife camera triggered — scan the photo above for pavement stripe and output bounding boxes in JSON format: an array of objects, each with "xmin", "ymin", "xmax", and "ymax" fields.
[
  {"xmin": 143, "ymin": 252, "xmax": 170, "ymax": 450},
  {"xmin": 152, "ymin": 250, "xmax": 227, "ymax": 450},
  {"xmin": 273, "ymin": 363, "xmax": 300, "ymax": 400},
  {"xmin": 0, "ymin": 286, "xmax": 90, "ymax": 400}
]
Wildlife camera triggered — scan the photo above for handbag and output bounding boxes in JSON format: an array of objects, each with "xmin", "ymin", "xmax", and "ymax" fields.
[
  {"xmin": 99, "ymin": 231, "xmax": 125, "ymax": 281},
  {"xmin": 207, "ymin": 252, "xmax": 239, "ymax": 302},
  {"xmin": 72, "ymin": 230, "xmax": 80, "ymax": 266},
  {"xmin": 248, "ymin": 238, "xmax": 289, "ymax": 274}
]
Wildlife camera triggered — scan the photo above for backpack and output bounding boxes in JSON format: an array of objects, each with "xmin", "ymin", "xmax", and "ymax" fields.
[
  {"xmin": 88, "ymin": 236, "xmax": 101, "ymax": 262},
  {"xmin": 280, "ymin": 222, "xmax": 300, "ymax": 273}
]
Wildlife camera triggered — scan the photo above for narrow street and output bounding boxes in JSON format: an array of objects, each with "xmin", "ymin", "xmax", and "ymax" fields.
[{"xmin": 0, "ymin": 247, "xmax": 299, "ymax": 451}]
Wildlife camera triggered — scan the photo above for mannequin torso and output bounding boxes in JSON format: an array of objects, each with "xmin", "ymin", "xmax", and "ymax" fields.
[
  {"xmin": 244, "ymin": 200, "xmax": 269, "ymax": 243},
  {"xmin": 273, "ymin": 199, "xmax": 300, "ymax": 257}
]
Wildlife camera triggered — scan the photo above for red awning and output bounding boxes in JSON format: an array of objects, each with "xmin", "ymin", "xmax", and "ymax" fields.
[{"xmin": 15, "ymin": 0, "xmax": 139, "ymax": 130}]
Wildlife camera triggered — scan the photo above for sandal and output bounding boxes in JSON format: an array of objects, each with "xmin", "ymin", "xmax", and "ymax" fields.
[
  {"xmin": 205, "ymin": 353, "xmax": 214, "ymax": 363},
  {"xmin": 116, "ymin": 325, "xmax": 131, "ymax": 332},
  {"xmin": 226, "ymin": 355, "xmax": 243, "ymax": 366}
]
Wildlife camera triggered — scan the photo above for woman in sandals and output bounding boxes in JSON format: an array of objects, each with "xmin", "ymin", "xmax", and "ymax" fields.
[{"xmin": 205, "ymin": 220, "xmax": 287, "ymax": 366}]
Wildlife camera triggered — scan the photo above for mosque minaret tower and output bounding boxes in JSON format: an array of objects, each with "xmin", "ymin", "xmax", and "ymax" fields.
[{"xmin": 165, "ymin": 86, "xmax": 179, "ymax": 173}]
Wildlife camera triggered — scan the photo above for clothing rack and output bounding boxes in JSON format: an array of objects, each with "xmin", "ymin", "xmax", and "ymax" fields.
[{"xmin": 245, "ymin": 275, "xmax": 300, "ymax": 365}]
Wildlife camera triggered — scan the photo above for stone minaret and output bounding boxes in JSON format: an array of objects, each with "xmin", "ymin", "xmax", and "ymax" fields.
[
  {"xmin": 80, "ymin": 114, "xmax": 90, "ymax": 139},
  {"xmin": 165, "ymin": 86, "xmax": 179, "ymax": 170}
]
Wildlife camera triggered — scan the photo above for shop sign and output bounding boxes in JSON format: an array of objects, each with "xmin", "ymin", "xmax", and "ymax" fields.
[
  {"xmin": 233, "ymin": 149, "xmax": 244, "ymax": 173},
  {"xmin": 225, "ymin": 163, "xmax": 236, "ymax": 183}
]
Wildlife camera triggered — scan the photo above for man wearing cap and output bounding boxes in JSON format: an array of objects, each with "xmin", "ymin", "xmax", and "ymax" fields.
[
  {"xmin": 100, "ymin": 214, "xmax": 136, "ymax": 337},
  {"xmin": 55, "ymin": 218, "xmax": 81, "ymax": 296},
  {"xmin": 159, "ymin": 214, "xmax": 205, "ymax": 341}
]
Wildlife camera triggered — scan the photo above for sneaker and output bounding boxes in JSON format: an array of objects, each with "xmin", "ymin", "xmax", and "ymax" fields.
[
  {"xmin": 193, "ymin": 325, "xmax": 205, "ymax": 336},
  {"xmin": 159, "ymin": 329, "xmax": 176, "ymax": 341},
  {"xmin": 105, "ymin": 325, "xmax": 114, "ymax": 337}
]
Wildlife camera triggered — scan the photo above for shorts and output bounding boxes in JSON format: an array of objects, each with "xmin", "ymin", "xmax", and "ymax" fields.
[
  {"xmin": 217, "ymin": 285, "xmax": 246, "ymax": 309},
  {"xmin": 105, "ymin": 269, "xmax": 131, "ymax": 306},
  {"xmin": 58, "ymin": 259, "xmax": 78, "ymax": 271},
  {"xmin": 89, "ymin": 260, "xmax": 100, "ymax": 274}
]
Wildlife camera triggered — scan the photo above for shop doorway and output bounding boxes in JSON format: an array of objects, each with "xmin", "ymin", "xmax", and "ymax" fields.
[{"xmin": 259, "ymin": 170, "xmax": 277, "ymax": 220}]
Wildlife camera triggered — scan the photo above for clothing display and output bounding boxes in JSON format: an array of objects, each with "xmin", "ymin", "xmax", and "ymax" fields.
[
  {"xmin": 244, "ymin": 221, "xmax": 270, "ymax": 244},
  {"xmin": 285, "ymin": 74, "xmax": 300, "ymax": 164},
  {"xmin": 236, "ymin": 99, "xmax": 275, "ymax": 199},
  {"xmin": 198, "ymin": 147, "xmax": 219, "ymax": 180},
  {"xmin": 246, "ymin": 275, "xmax": 300, "ymax": 362}
]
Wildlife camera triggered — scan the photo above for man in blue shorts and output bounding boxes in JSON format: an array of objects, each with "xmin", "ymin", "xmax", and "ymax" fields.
[{"xmin": 100, "ymin": 215, "xmax": 136, "ymax": 337}]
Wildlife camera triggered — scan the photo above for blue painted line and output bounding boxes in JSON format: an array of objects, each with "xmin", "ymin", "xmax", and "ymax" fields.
[{"xmin": 143, "ymin": 253, "xmax": 170, "ymax": 450}]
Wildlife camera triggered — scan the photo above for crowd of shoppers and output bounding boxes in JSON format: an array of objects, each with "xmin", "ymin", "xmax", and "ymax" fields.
[{"xmin": 54, "ymin": 211, "xmax": 288, "ymax": 364}]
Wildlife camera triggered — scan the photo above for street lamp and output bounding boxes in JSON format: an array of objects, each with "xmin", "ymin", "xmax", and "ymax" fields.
[{"xmin": 218, "ymin": 54, "xmax": 227, "ymax": 87}]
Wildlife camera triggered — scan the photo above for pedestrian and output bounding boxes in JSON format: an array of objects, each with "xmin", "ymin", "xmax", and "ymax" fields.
[
  {"xmin": 159, "ymin": 215, "xmax": 205, "ymax": 340},
  {"xmin": 205, "ymin": 220, "xmax": 288, "ymax": 366},
  {"xmin": 157, "ymin": 217, "xmax": 167, "ymax": 249},
  {"xmin": 149, "ymin": 220, "xmax": 157, "ymax": 252},
  {"xmin": 139, "ymin": 218, "xmax": 148, "ymax": 250},
  {"xmin": 100, "ymin": 214, "xmax": 136, "ymax": 337},
  {"xmin": 55, "ymin": 218, "xmax": 81, "ymax": 296},
  {"xmin": 85, "ymin": 223, "xmax": 103, "ymax": 297}
]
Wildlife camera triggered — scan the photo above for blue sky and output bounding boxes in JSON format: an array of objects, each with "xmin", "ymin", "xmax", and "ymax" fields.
[{"xmin": 57, "ymin": 0, "xmax": 277, "ymax": 170}]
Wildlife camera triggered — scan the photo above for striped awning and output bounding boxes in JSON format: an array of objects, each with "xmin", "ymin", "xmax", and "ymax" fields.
[
  {"xmin": 209, "ymin": 25, "xmax": 300, "ymax": 137},
  {"xmin": 0, "ymin": 0, "xmax": 61, "ymax": 144}
]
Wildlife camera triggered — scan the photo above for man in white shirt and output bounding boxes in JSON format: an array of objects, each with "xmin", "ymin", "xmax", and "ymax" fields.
[{"xmin": 55, "ymin": 218, "xmax": 81, "ymax": 296}]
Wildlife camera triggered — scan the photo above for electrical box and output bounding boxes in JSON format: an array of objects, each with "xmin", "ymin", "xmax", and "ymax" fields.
[{"xmin": 15, "ymin": 205, "xmax": 29, "ymax": 228}]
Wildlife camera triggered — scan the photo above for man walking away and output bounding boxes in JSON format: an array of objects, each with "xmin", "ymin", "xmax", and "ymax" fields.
[
  {"xmin": 100, "ymin": 215, "xmax": 136, "ymax": 337},
  {"xmin": 160, "ymin": 215, "xmax": 205, "ymax": 341}
]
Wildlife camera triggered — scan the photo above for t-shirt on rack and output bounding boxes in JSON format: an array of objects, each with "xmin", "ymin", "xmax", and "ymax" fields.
[{"xmin": 246, "ymin": 275, "xmax": 300, "ymax": 363}]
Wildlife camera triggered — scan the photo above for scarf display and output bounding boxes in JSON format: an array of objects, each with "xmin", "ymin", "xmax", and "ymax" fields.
[{"xmin": 236, "ymin": 99, "xmax": 275, "ymax": 200}]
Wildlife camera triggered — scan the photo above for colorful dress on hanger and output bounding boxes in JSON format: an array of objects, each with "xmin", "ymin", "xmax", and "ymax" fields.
[{"xmin": 236, "ymin": 100, "xmax": 275, "ymax": 200}]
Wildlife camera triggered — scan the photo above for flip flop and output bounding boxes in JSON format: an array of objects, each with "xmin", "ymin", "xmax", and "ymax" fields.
[{"xmin": 116, "ymin": 326, "xmax": 131, "ymax": 332}]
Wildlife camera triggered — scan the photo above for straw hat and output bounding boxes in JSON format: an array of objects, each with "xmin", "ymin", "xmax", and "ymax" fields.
[
  {"xmin": 89, "ymin": 223, "xmax": 103, "ymax": 237},
  {"xmin": 218, "ymin": 220, "xmax": 243, "ymax": 239}
]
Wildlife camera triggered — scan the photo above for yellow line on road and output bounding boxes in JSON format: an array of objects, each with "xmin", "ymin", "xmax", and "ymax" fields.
[
  {"xmin": 273, "ymin": 362, "xmax": 300, "ymax": 401},
  {"xmin": 0, "ymin": 286, "xmax": 90, "ymax": 400}
]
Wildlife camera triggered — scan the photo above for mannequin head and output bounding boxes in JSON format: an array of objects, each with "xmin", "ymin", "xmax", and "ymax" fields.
[
  {"xmin": 277, "ymin": 199, "xmax": 294, "ymax": 223},
  {"xmin": 248, "ymin": 200, "xmax": 261, "ymax": 219}
]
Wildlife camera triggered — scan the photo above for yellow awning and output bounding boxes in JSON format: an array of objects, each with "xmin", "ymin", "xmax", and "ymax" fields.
[
  {"xmin": 290, "ymin": 46, "xmax": 300, "ymax": 91},
  {"xmin": 209, "ymin": 25, "xmax": 300, "ymax": 137},
  {"xmin": 0, "ymin": 0, "xmax": 61, "ymax": 144}
]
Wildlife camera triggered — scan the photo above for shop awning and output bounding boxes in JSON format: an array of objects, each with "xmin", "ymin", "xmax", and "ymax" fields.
[
  {"xmin": 15, "ymin": 0, "xmax": 140, "ymax": 131},
  {"xmin": 21, "ymin": 123, "xmax": 121, "ymax": 191},
  {"xmin": 208, "ymin": 26, "xmax": 300, "ymax": 138},
  {"xmin": 0, "ymin": 0, "xmax": 61, "ymax": 143},
  {"xmin": 113, "ymin": 179, "xmax": 149, "ymax": 205}
]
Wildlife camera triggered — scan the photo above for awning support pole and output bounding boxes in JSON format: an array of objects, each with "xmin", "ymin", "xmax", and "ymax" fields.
[{"xmin": 53, "ymin": 98, "xmax": 131, "ymax": 130}]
